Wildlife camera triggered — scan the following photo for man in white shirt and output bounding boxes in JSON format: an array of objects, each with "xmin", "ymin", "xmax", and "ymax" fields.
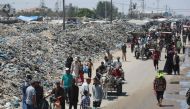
[
  {"xmin": 81, "ymin": 78, "xmax": 91, "ymax": 96},
  {"xmin": 92, "ymin": 78, "xmax": 103, "ymax": 109},
  {"xmin": 113, "ymin": 57, "xmax": 122, "ymax": 69}
]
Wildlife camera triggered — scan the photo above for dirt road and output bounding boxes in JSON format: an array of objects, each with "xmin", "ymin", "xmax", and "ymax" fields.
[
  {"xmin": 91, "ymin": 47, "xmax": 181, "ymax": 109},
  {"xmin": 65, "ymin": 45, "xmax": 189, "ymax": 109}
]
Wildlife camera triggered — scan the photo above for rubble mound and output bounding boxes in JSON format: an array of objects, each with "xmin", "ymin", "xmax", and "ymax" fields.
[{"xmin": 0, "ymin": 21, "xmax": 144, "ymax": 107}]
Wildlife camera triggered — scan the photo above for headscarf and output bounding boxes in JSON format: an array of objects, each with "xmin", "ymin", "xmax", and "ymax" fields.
[{"xmin": 156, "ymin": 70, "xmax": 166, "ymax": 78}]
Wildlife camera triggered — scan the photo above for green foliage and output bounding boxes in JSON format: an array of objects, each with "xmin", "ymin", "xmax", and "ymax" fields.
[
  {"xmin": 67, "ymin": 6, "xmax": 77, "ymax": 17},
  {"xmin": 95, "ymin": 1, "xmax": 118, "ymax": 19},
  {"xmin": 77, "ymin": 8, "xmax": 95, "ymax": 18},
  {"xmin": 16, "ymin": 2, "xmax": 119, "ymax": 19},
  {"xmin": 16, "ymin": 8, "xmax": 57, "ymax": 17}
]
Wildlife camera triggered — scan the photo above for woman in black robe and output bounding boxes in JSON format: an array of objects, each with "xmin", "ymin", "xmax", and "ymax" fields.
[{"xmin": 163, "ymin": 47, "xmax": 174, "ymax": 75}]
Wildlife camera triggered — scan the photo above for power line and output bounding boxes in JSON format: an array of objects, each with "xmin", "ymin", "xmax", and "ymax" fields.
[
  {"xmin": 146, "ymin": 6, "xmax": 190, "ymax": 11},
  {"xmin": 112, "ymin": 2, "xmax": 130, "ymax": 6},
  {"xmin": 142, "ymin": 0, "xmax": 145, "ymax": 13}
]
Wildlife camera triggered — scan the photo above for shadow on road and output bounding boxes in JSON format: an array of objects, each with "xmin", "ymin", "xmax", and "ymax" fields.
[
  {"xmin": 106, "ymin": 92, "xmax": 128, "ymax": 101},
  {"xmin": 161, "ymin": 104, "xmax": 174, "ymax": 107}
]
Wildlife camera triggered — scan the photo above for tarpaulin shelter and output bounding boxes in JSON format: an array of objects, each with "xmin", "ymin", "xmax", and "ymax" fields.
[{"xmin": 17, "ymin": 16, "xmax": 43, "ymax": 22}]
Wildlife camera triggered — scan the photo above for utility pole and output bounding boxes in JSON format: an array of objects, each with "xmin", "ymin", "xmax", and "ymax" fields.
[
  {"xmin": 110, "ymin": 0, "xmax": 112, "ymax": 23},
  {"xmin": 63, "ymin": 0, "xmax": 65, "ymax": 30},
  {"xmin": 105, "ymin": 1, "xmax": 107, "ymax": 20},
  {"xmin": 157, "ymin": 0, "xmax": 159, "ymax": 13},
  {"xmin": 142, "ymin": 0, "xmax": 145, "ymax": 13},
  {"xmin": 40, "ymin": 0, "xmax": 45, "ymax": 8},
  {"xmin": 122, "ymin": 0, "xmax": 124, "ymax": 18},
  {"xmin": 141, "ymin": 0, "xmax": 145, "ymax": 19},
  {"xmin": 165, "ymin": 5, "xmax": 168, "ymax": 12},
  {"xmin": 55, "ymin": 0, "xmax": 59, "ymax": 12},
  {"xmin": 129, "ymin": 0, "xmax": 132, "ymax": 18}
]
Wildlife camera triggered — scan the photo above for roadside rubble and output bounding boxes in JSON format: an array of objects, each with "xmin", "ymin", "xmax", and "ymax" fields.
[{"xmin": 0, "ymin": 21, "xmax": 144, "ymax": 108}]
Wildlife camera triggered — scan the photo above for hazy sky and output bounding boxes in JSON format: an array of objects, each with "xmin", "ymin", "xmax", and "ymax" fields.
[{"xmin": 0, "ymin": 0, "xmax": 190, "ymax": 15}]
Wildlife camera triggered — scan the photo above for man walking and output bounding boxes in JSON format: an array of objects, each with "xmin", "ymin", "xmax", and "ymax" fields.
[
  {"xmin": 81, "ymin": 78, "xmax": 91, "ymax": 97},
  {"xmin": 21, "ymin": 75, "xmax": 32, "ymax": 109},
  {"xmin": 176, "ymin": 39, "xmax": 182, "ymax": 54},
  {"xmin": 25, "ymin": 80, "xmax": 37, "ymax": 109},
  {"xmin": 153, "ymin": 71, "xmax": 167, "ymax": 107},
  {"xmin": 35, "ymin": 80, "xmax": 44, "ymax": 109},
  {"xmin": 87, "ymin": 58, "xmax": 93, "ymax": 78},
  {"xmin": 92, "ymin": 78, "xmax": 103, "ymax": 109},
  {"xmin": 69, "ymin": 79, "xmax": 79, "ymax": 109},
  {"xmin": 62, "ymin": 68, "xmax": 73, "ymax": 103},
  {"xmin": 173, "ymin": 52, "xmax": 180, "ymax": 75},
  {"xmin": 65, "ymin": 53, "xmax": 73, "ymax": 70},
  {"xmin": 121, "ymin": 44, "xmax": 127, "ymax": 61},
  {"xmin": 152, "ymin": 48, "xmax": 160, "ymax": 70}
]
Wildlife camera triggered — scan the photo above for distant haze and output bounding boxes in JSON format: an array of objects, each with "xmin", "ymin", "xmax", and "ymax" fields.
[{"xmin": 0, "ymin": 0, "xmax": 190, "ymax": 16}]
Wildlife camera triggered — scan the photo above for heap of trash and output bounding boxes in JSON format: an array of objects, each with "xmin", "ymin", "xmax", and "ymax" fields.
[{"xmin": 0, "ymin": 20, "xmax": 144, "ymax": 108}]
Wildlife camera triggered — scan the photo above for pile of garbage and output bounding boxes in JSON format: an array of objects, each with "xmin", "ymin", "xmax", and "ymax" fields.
[{"xmin": 0, "ymin": 20, "xmax": 144, "ymax": 108}]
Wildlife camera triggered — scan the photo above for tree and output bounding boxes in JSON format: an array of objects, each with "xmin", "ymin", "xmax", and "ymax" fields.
[
  {"xmin": 40, "ymin": 0, "xmax": 46, "ymax": 9},
  {"xmin": 66, "ymin": 5, "xmax": 77, "ymax": 17},
  {"xmin": 54, "ymin": 1, "xmax": 59, "ymax": 12},
  {"xmin": 77, "ymin": 8, "xmax": 95, "ymax": 18},
  {"xmin": 95, "ymin": 1, "xmax": 118, "ymax": 19}
]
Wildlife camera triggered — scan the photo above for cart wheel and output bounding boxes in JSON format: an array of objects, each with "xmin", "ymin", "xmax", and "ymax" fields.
[
  {"xmin": 117, "ymin": 83, "xmax": 122, "ymax": 95},
  {"xmin": 136, "ymin": 53, "xmax": 139, "ymax": 59}
]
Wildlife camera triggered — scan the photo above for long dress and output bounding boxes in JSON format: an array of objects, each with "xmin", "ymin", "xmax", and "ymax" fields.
[
  {"xmin": 163, "ymin": 51, "xmax": 174, "ymax": 75},
  {"xmin": 71, "ymin": 61, "xmax": 80, "ymax": 78}
]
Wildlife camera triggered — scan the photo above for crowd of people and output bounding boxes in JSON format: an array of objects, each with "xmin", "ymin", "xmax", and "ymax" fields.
[
  {"xmin": 21, "ymin": 72, "xmax": 104, "ymax": 109},
  {"xmin": 20, "ymin": 44, "xmax": 127, "ymax": 109},
  {"xmin": 129, "ymin": 19, "xmax": 190, "ymax": 107},
  {"xmin": 20, "ymin": 19, "xmax": 190, "ymax": 109}
]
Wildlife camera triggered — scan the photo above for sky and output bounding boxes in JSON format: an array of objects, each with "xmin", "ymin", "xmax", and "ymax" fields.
[{"xmin": 0, "ymin": 0, "xmax": 190, "ymax": 16}]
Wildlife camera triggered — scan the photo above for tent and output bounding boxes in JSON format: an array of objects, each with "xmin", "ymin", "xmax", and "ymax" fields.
[{"xmin": 17, "ymin": 16, "xmax": 43, "ymax": 22}]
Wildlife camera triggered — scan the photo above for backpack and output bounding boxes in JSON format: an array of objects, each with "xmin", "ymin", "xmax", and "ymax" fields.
[
  {"xmin": 83, "ymin": 65, "xmax": 89, "ymax": 73},
  {"xmin": 154, "ymin": 78, "xmax": 166, "ymax": 91}
]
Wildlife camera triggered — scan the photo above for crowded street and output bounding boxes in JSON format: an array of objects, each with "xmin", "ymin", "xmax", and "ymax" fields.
[{"xmin": 1, "ymin": 0, "xmax": 190, "ymax": 109}]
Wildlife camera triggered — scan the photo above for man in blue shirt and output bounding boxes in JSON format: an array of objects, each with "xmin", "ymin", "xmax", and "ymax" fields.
[
  {"xmin": 21, "ymin": 75, "xmax": 32, "ymax": 109},
  {"xmin": 61, "ymin": 68, "xmax": 73, "ymax": 103}
]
